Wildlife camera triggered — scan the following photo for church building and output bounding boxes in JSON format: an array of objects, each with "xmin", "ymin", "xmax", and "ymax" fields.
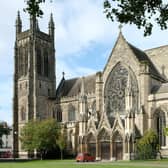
[{"xmin": 13, "ymin": 12, "xmax": 168, "ymax": 160}]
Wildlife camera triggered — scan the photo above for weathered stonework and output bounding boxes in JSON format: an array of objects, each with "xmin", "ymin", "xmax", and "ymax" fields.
[{"xmin": 13, "ymin": 13, "xmax": 168, "ymax": 160}]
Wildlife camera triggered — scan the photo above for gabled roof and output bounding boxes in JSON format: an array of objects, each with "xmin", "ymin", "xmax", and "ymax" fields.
[
  {"xmin": 104, "ymin": 31, "xmax": 166, "ymax": 82},
  {"xmin": 56, "ymin": 74, "xmax": 96, "ymax": 98},
  {"xmin": 151, "ymin": 83, "xmax": 168, "ymax": 94},
  {"xmin": 128, "ymin": 43, "xmax": 165, "ymax": 81}
]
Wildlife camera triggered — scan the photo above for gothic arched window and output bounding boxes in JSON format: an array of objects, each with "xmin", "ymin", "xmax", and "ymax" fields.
[
  {"xmin": 154, "ymin": 110, "xmax": 166, "ymax": 147},
  {"xmin": 37, "ymin": 49, "xmax": 42, "ymax": 75},
  {"xmin": 19, "ymin": 47, "xmax": 23, "ymax": 77},
  {"xmin": 44, "ymin": 51, "xmax": 49, "ymax": 77},
  {"xmin": 56, "ymin": 109, "xmax": 62, "ymax": 122},
  {"xmin": 18, "ymin": 46, "xmax": 28, "ymax": 77},
  {"xmin": 52, "ymin": 108, "xmax": 62, "ymax": 122},
  {"xmin": 68, "ymin": 104, "xmax": 76, "ymax": 121},
  {"xmin": 105, "ymin": 63, "xmax": 138, "ymax": 127}
]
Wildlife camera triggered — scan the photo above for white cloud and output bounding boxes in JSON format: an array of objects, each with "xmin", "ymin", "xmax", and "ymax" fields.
[
  {"xmin": 56, "ymin": 58, "xmax": 97, "ymax": 84},
  {"xmin": 39, "ymin": 0, "xmax": 117, "ymax": 58}
]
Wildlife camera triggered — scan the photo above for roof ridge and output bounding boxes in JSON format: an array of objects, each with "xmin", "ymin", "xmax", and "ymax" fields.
[
  {"xmin": 127, "ymin": 43, "xmax": 166, "ymax": 82},
  {"xmin": 145, "ymin": 44, "xmax": 168, "ymax": 52}
]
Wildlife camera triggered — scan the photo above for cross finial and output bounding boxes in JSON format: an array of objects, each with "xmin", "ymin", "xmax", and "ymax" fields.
[{"xmin": 119, "ymin": 24, "xmax": 123, "ymax": 32}]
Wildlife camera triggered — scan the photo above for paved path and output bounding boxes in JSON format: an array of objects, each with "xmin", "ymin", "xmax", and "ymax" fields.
[
  {"xmin": 75, "ymin": 161, "xmax": 168, "ymax": 168},
  {"xmin": 109, "ymin": 162, "xmax": 168, "ymax": 168}
]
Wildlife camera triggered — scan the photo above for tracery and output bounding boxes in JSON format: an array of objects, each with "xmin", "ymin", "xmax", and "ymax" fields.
[{"xmin": 105, "ymin": 63, "xmax": 138, "ymax": 126}]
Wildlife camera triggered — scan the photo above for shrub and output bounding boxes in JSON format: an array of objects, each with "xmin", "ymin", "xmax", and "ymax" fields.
[{"xmin": 136, "ymin": 129, "xmax": 159, "ymax": 160}]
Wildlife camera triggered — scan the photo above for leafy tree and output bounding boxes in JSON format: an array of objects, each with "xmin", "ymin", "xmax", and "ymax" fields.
[
  {"xmin": 56, "ymin": 129, "xmax": 66, "ymax": 160},
  {"xmin": 104, "ymin": 0, "xmax": 168, "ymax": 36},
  {"xmin": 164, "ymin": 127, "xmax": 168, "ymax": 136},
  {"xmin": 20, "ymin": 119, "xmax": 60, "ymax": 160},
  {"xmin": 136, "ymin": 129, "xmax": 159, "ymax": 160},
  {"xmin": 24, "ymin": 0, "xmax": 168, "ymax": 36},
  {"xmin": 0, "ymin": 123, "xmax": 10, "ymax": 148},
  {"xmin": 24, "ymin": 0, "xmax": 45, "ymax": 17}
]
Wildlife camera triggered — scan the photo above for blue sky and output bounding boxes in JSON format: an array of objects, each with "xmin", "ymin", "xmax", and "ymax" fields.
[{"xmin": 0, "ymin": 0, "xmax": 168, "ymax": 125}]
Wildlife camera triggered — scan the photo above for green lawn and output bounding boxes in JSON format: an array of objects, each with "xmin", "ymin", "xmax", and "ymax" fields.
[{"xmin": 0, "ymin": 159, "xmax": 168, "ymax": 168}]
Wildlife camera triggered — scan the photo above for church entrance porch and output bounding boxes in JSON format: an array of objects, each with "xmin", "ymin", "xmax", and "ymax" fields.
[
  {"xmin": 88, "ymin": 143, "xmax": 96, "ymax": 157},
  {"xmin": 87, "ymin": 133, "xmax": 96, "ymax": 157},
  {"xmin": 85, "ymin": 130, "xmax": 126, "ymax": 160},
  {"xmin": 112, "ymin": 132, "xmax": 123, "ymax": 160},
  {"xmin": 113, "ymin": 141, "xmax": 123, "ymax": 160},
  {"xmin": 100, "ymin": 142, "xmax": 110, "ymax": 160},
  {"xmin": 98, "ymin": 129, "xmax": 110, "ymax": 160}
]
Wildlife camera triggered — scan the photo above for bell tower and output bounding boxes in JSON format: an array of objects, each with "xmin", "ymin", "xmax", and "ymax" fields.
[{"xmin": 13, "ymin": 12, "xmax": 56, "ymax": 157}]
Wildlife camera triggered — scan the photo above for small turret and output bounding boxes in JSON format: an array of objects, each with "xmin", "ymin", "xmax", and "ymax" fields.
[
  {"xmin": 15, "ymin": 11, "xmax": 22, "ymax": 35},
  {"xmin": 48, "ymin": 13, "xmax": 55, "ymax": 39}
]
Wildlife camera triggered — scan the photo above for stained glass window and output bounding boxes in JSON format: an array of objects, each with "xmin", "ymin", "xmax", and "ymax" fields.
[{"xmin": 105, "ymin": 63, "xmax": 138, "ymax": 127}]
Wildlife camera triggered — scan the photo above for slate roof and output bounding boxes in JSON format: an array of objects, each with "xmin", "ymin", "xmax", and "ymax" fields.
[
  {"xmin": 151, "ymin": 83, "xmax": 168, "ymax": 94},
  {"xmin": 56, "ymin": 74, "xmax": 96, "ymax": 98},
  {"xmin": 128, "ymin": 43, "xmax": 166, "ymax": 81}
]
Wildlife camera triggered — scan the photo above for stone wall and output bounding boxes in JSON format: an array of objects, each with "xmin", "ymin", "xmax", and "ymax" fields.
[{"xmin": 145, "ymin": 45, "xmax": 168, "ymax": 80}]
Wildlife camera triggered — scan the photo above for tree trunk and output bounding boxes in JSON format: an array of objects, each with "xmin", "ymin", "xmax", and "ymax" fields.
[
  {"xmin": 61, "ymin": 150, "xmax": 63, "ymax": 160},
  {"xmin": 40, "ymin": 152, "xmax": 43, "ymax": 160}
]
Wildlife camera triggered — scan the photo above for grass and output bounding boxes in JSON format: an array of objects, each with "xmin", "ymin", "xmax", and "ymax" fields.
[{"xmin": 0, "ymin": 159, "xmax": 168, "ymax": 168}]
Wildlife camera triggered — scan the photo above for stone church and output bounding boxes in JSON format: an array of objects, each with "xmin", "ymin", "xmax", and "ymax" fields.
[{"xmin": 13, "ymin": 12, "xmax": 168, "ymax": 160}]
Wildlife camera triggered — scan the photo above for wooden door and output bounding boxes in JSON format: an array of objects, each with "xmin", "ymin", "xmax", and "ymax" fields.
[
  {"xmin": 116, "ymin": 142, "xmax": 123, "ymax": 160},
  {"xmin": 113, "ymin": 142, "xmax": 123, "ymax": 160},
  {"xmin": 101, "ymin": 142, "xmax": 110, "ymax": 160},
  {"xmin": 88, "ymin": 143, "xmax": 96, "ymax": 157}
]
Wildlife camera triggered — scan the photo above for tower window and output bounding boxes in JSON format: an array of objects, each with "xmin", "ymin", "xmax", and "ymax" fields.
[
  {"xmin": 44, "ymin": 52, "xmax": 49, "ymax": 77},
  {"xmin": 19, "ymin": 48, "xmax": 23, "ymax": 77},
  {"xmin": 37, "ymin": 49, "xmax": 42, "ymax": 75}
]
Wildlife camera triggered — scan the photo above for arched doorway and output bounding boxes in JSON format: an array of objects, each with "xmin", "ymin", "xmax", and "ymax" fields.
[
  {"xmin": 113, "ymin": 131, "xmax": 123, "ymax": 160},
  {"xmin": 87, "ymin": 133, "xmax": 96, "ymax": 157},
  {"xmin": 98, "ymin": 129, "xmax": 110, "ymax": 160},
  {"xmin": 154, "ymin": 110, "xmax": 166, "ymax": 147}
]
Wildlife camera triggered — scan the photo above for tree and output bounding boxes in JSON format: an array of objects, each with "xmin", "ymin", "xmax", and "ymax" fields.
[
  {"xmin": 56, "ymin": 129, "xmax": 66, "ymax": 160},
  {"xmin": 136, "ymin": 129, "xmax": 159, "ymax": 160},
  {"xmin": 0, "ymin": 122, "xmax": 10, "ymax": 148},
  {"xmin": 24, "ymin": 0, "xmax": 168, "ymax": 36},
  {"xmin": 104, "ymin": 0, "xmax": 168, "ymax": 36},
  {"xmin": 164, "ymin": 127, "xmax": 168, "ymax": 136},
  {"xmin": 24, "ymin": 0, "xmax": 45, "ymax": 17},
  {"xmin": 20, "ymin": 119, "xmax": 60, "ymax": 160}
]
